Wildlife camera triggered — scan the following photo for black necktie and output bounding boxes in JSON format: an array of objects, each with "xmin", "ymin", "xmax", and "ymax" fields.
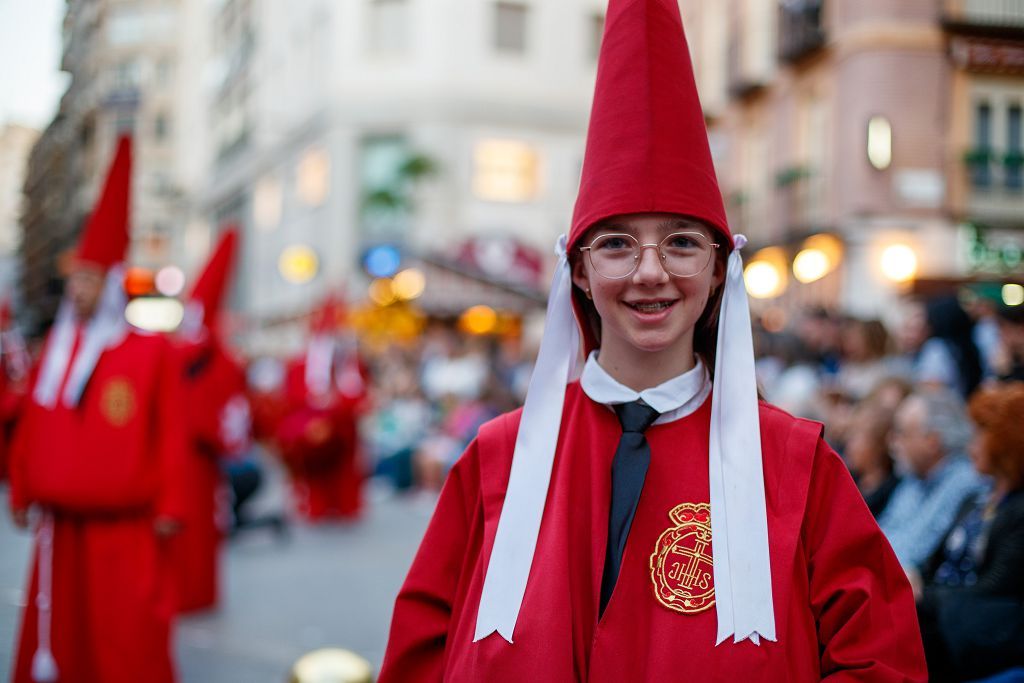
[{"xmin": 599, "ymin": 400, "xmax": 661, "ymax": 616}]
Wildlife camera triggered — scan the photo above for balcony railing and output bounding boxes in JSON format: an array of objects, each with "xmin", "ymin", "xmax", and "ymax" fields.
[
  {"xmin": 964, "ymin": 148, "xmax": 1024, "ymax": 191},
  {"xmin": 778, "ymin": 0, "xmax": 826, "ymax": 64},
  {"xmin": 942, "ymin": 0, "xmax": 1024, "ymax": 38}
]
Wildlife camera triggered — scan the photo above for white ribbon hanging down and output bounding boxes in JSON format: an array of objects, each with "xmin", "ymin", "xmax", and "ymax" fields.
[
  {"xmin": 708, "ymin": 235, "xmax": 776, "ymax": 645},
  {"xmin": 34, "ymin": 265, "xmax": 129, "ymax": 409},
  {"xmin": 474, "ymin": 234, "xmax": 580, "ymax": 643}
]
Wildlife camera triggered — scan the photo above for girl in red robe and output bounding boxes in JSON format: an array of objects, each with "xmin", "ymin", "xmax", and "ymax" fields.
[{"xmin": 378, "ymin": 1, "xmax": 927, "ymax": 680}]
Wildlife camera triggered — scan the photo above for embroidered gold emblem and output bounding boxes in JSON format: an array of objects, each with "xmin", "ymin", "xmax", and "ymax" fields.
[
  {"xmin": 649, "ymin": 502, "xmax": 715, "ymax": 614},
  {"xmin": 100, "ymin": 378, "xmax": 136, "ymax": 427}
]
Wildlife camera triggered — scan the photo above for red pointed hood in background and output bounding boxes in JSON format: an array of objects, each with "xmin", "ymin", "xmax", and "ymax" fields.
[
  {"xmin": 569, "ymin": 0, "xmax": 731, "ymax": 250},
  {"xmin": 76, "ymin": 135, "xmax": 132, "ymax": 270},
  {"xmin": 188, "ymin": 226, "xmax": 240, "ymax": 330}
]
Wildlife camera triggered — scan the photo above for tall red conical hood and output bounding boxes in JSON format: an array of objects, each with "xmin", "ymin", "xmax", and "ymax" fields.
[
  {"xmin": 188, "ymin": 226, "xmax": 240, "ymax": 329},
  {"xmin": 76, "ymin": 135, "xmax": 132, "ymax": 270},
  {"xmin": 569, "ymin": 0, "xmax": 731, "ymax": 249}
]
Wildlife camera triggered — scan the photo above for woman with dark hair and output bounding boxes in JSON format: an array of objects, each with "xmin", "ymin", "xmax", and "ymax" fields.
[
  {"xmin": 917, "ymin": 382, "xmax": 1024, "ymax": 682},
  {"xmin": 378, "ymin": 1, "xmax": 926, "ymax": 680},
  {"xmin": 916, "ymin": 296, "xmax": 984, "ymax": 399}
]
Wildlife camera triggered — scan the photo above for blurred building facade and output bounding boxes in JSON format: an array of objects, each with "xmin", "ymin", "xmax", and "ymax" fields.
[
  {"xmin": 0, "ymin": 124, "xmax": 39, "ymax": 299},
  {"xmin": 681, "ymin": 0, "xmax": 1024, "ymax": 323},
  {"xmin": 199, "ymin": 0, "xmax": 602, "ymax": 349},
  {"xmin": 18, "ymin": 0, "xmax": 202, "ymax": 331}
]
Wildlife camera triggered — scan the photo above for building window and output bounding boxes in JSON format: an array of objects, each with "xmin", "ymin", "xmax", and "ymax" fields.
[
  {"xmin": 589, "ymin": 12, "xmax": 604, "ymax": 61},
  {"xmin": 1007, "ymin": 104, "xmax": 1022, "ymax": 190},
  {"xmin": 368, "ymin": 0, "xmax": 409, "ymax": 57},
  {"xmin": 154, "ymin": 113, "xmax": 169, "ymax": 141},
  {"xmin": 253, "ymin": 174, "xmax": 282, "ymax": 231},
  {"xmin": 360, "ymin": 135, "xmax": 410, "ymax": 235},
  {"xmin": 494, "ymin": 2, "xmax": 528, "ymax": 55},
  {"xmin": 971, "ymin": 102, "xmax": 993, "ymax": 188},
  {"xmin": 296, "ymin": 146, "xmax": 331, "ymax": 207},
  {"xmin": 472, "ymin": 139, "xmax": 540, "ymax": 202}
]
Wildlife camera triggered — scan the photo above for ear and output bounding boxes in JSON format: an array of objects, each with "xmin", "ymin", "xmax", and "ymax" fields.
[{"xmin": 571, "ymin": 252, "xmax": 591, "ymax": 294}]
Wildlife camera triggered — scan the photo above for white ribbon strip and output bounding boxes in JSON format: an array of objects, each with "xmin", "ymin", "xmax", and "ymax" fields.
[
  {"xmin": 709, "ymin": 235, "xmax": 776, "ymax": 645},
  {"xmin": 474, "ymin": 234, "xmax": 580, "ymax": 643},
  {"xmin": 32, "ymin": 511, "xmax": 59, "ymax": 683},
  {"xmin": 34, "ymin": 266, "xmax": 129, "ymax": 409},
  {"xmin": 305, "ymin": 335, "xmax": 335, "ymax": 399}
]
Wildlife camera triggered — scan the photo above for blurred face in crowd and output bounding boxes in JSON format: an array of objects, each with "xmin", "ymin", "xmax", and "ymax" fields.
[
  {"xmin": 890, "ymin": 396, "xmax": 943, "ymax": 478},
  {"xmin": 66, "ymin": 266, "xmax": 105, "ymax": 321},
  {"xmin": 895, "ymin": 301, "xmax": 928, "ymax": 353},
  {"xmin": 572, "ymin": 213, "xmax": 724, "ymax": 383}
]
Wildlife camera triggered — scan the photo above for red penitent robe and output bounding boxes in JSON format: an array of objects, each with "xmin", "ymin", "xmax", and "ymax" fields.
[
  {"xmin": 275, "ymin": 358, "xmax": 362, "ymax": 520},
  {"xmin": 8, "ymin": 329, "xmax": 187, "ymax": 683},
  {"xmin": 175, "ymin": 338, "xmax": 250, "ymax": 613},
  {"xmin": 379, "ymin": 383, "xmax": 928, "ymax": 682}
]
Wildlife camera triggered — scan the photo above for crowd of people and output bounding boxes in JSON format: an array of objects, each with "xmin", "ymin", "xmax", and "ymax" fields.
[{"xmin": 751, "ymin": 301, "xmax": 1024, "ymax": 681}]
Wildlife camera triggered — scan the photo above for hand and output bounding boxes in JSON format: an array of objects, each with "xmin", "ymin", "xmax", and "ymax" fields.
[
  {"xmin": 11, "ymin": 508, "xmax": 29, "ymax": 530},
  {"xmin": 153, "ymin": 516, "xmax": 182, "ymax": 538},
  {"xmin": 905, "ymin": 567, "xmax": 924, "ymax": 602}
]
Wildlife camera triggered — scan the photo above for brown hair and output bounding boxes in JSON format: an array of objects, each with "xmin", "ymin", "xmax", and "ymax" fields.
[{"xmin": 967, "ymin": 381, "xmax": 1024, "ymax": 488}]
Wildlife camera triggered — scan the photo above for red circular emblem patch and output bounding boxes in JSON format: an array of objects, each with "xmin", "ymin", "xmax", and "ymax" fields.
[{"xmin": 649, "ymin": 502, "xmax": 715, "ymax": 614}]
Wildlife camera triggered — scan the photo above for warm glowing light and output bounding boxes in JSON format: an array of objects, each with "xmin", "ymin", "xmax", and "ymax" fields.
[
  {"xmin": 278, "ymin": 245, "xmax": 319, "ymax": 284},
  {"xmin": 391, "ymin": 268, "xmax": 425, "ymax": 300},
  {"xmin": 125, "ymin": 297, "xmax": 184, "ymax": 332},
  {"xmin": 1003, "ymin": 283, "xmax": 1024, "ymax": 306},
  {"xmin": 793, "ymin": 249, "xmax": 830, "ymax": 283},
  {"xmin": 124, "ymin": 267, "xmax": 155, "ymax": 297},
  {"xmin": 459, "ymin": 305, "xmax": 498, "ymax": 335},
  {"xmin": 254, "ymin": 175, "xmax": 282, "ymax": 231},
  {"xmin": 472, "ymin": 139, "xmax": 540, "ymax": 202},
  {"xmin": 155, "ymin": 266, "xmax": 185, "ymax": 297},
  {"xmin": 296, "ymin": 147, "xmax": 330, "ymax": 207},
  {"xmin": 368, "ymin": 278, "xmax": 397, "ymax": 306},
  {"xmin": 867, "ymin": 116, "xmax": 892, "ymax": 171},
  {"xmin": 880, "ymin": 244, "xmax": 918, "ymax": 283},
  {"xmin": 744, "ymin": 261, "xmax": 784, "ymax": 299}
]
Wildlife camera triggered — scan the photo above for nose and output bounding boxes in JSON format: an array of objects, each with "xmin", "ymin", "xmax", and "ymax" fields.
[{"xmin": 632, "ymin": 244, "xmax": 669, "ymax": 285}]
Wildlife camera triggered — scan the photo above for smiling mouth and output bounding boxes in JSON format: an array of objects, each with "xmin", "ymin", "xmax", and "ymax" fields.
[{"xmin": 626, "ymin": 300, "xmax": 676, "ymax": 313}]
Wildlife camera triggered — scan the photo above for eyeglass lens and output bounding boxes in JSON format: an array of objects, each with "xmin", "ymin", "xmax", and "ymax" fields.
[{"xmin": 587, "ymin": 232, "xmax": 713, "ymax": 279}]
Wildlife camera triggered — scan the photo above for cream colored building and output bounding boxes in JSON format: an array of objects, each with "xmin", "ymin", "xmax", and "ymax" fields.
[
  {"xmin": 0, "ymin": 124, "xmax": 39, "ymax": 295},
  {"xmin": 199, "ymin": 0, "xmax": 605, "ymax": 347},
  {"xmin": 681, "ymin": 0, "xmax": 1024, "ymax": 321},
  {"xmin": 20, "ymin": 0, "xmax": 202, "ymax": 328}
]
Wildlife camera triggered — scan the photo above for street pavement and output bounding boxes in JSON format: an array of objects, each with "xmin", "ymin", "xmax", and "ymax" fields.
[{"xmin": 0, "ymin": 453, "xmax": 436, "ymax": 682}]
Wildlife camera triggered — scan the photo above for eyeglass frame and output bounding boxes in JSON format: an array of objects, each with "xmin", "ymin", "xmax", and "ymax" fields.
[{"xmin": 578, "ymin": 231, "xmax": 721, "ymax": 280}]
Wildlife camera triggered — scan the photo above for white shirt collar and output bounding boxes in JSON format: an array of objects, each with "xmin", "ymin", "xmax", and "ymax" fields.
[{"xmin": 579, "ymin": 350, "xmax": 711, "ymax": 424}]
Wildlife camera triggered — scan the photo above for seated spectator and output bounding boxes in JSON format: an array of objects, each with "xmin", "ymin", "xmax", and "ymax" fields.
[
  {"xmin": 844, "ymin": 403, "xmax": 900, "ymax": 518},
  {"xmin": 879, "ymin": 388, "xmax": 986, "ymax": 570},
  {"xmin": 916, "ymin": 382, "xmax": 1024, "ymax": 682},
  {"xmin": 836, "ymin": 317, "xmax": 894, "ymax": 401},
  {"xmin": 992, "ymin": 302, "xmax": 1024, "ymax": 383}
]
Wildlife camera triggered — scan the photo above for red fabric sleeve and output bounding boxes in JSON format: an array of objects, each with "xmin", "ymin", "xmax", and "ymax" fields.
[
  {"xmin": 378, "ymin": 441, "xmax": 479, "ymax": 683},
  {"xmin": 803, "ymin": 438, "xmax": 928, "ymax": 682},
  {"xmin": 155, "ymin": 339, "xmax": 189, "ymax": 521},
  {"xmin": 7, "ymin": 358, "xmax": 42, "ymax": 513}
]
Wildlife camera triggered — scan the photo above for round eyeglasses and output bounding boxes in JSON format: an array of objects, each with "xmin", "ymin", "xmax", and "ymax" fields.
[{"xmin": 579, "ymin": 231, "xmax": 719, "ymax": 280}]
